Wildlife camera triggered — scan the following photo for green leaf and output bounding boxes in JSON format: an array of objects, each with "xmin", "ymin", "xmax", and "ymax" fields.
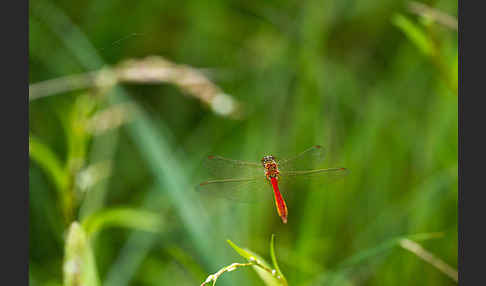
[
  {"xmin": 61, "ymin": 94, "xmax": 97, "ymax": 174},
  {"xmin": 63, "ymin": 222, "xmax": 100, "ymax": 286},
  {"xmin": 29, "ymin": 135, "xmax": 74, "ymax": 221},
  {"xmin": 393, "ymin": 14, "xmax": 434, "ymax": 56},
  {"xmin": 29, "ymin": 135, "xmax": 68, "ymax": 194},
  {"xmin": 81, "ymin": 208, "xmax": 162, "ymax": 238},
  {"xmin": 227, "ymin": 239, "xmax": 281, "ymax": 286}
]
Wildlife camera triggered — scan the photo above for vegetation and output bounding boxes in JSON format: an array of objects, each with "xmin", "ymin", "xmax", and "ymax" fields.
[{"xmin": 29, "ymin": 0, "xmax": 457, "ymax": 285}]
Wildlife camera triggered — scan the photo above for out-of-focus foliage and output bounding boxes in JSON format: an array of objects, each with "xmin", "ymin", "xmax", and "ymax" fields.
[{"xmin": 29, "ymin": 0, "xmax": 457, "ymax": 285}]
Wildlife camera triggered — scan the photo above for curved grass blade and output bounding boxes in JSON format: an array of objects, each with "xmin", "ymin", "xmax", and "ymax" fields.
[
  {"xmin": 315, "ymin": 232, "xmax": 444, "ymax": 285},
  {"xmin": 201, "ymin": 262, "xmax": 256, "ymax": 286},
  {"xmin": 270, "ymin": 234, "xmax": 288, "ymax": 286},
  {"xmin": 29, "ymin": 135, "xmax": 68, "ymax": 193},
  {"xmin": 227, "ymin": 239, "xmax": 284, "ymax": 286},
  {"xmin": 399, "ymin": 238, "xmax": 457, "ymax": 282},
  {"xmin": 81, "ymin": 208, "xmax": 162, "ymax": 238}
]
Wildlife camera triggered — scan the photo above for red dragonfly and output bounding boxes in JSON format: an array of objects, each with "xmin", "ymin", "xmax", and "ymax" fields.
[{"xmin": 197, "ymin": 145, "xmax": 347, "ymax": 224}]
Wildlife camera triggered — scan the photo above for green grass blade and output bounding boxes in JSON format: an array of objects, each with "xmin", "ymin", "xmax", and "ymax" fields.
[
  {"xmin": 399, "ymin": 238, "xmax": 458, "ymax": 282},
  {"xmin": 227, "ymin": 239, "xmax": 281, "ymax": 286},
  {"xmin": 114, "ymin": 98, "xmax": 225, "ymax": 268},
  {"xmin": 393, "ymin": 14, "xmax": 434, "ymax": 56},
  {"xmin": 29, "ymin": 135, "xmax": 67, "ymax": 194},
  {"xmin": 81, "ymin": 208, "xmax": 162, "ymax": 238},
  {"xmin": 63, "ymin": 222, "xmax": 100, "ymax": 286},
  {"xmin": 29, "ymin": 135, "xmax": 73, "ymax": 221},
  {"xmin": 270, "ymin": 234, "xmax": 288, "ymax": 286},
  {"xmin": 317, "ymin": 232, "xmax": 443, "ymax": 285},
  {"xmin": 166, "ymin": 245, "xmax": 208, "ymax": 282}
]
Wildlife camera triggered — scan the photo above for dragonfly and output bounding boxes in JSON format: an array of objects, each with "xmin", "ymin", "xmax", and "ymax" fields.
[{"xmin": 196, "ymin": 145, "xmax": 347, "ymax": 224}]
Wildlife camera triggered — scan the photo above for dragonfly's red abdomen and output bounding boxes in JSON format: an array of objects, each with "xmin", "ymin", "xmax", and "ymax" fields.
[{"xmin": 270, "ymin": 177, "xmax": 288, "ymax": 224}]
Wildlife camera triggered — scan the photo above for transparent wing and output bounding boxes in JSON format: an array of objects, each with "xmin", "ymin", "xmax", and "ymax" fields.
[
  {"xmin": 281, "ymin": 168, "xmax": 348, "ymax": 180},
  {"xmin": 196, "ymin": 177, "xmax": 272, "ymax": 203},
  {"xmin": 202, "ymin": 155, "xmax": 263, "ymax": 179},
  {"xmin": 277, "ymin": 145, "xmax": 326, "ymax": 171},
  {"xmin": 278, "ymin": 168, "xmax": 348, "ymax": 196},
  {"xmin": 274, "ymin": 168, "xmax": 347, "ymax": 203}
]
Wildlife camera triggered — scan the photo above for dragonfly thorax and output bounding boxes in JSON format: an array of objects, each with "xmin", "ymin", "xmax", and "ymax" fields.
[{"xmin": 261, "ymin": 155, "xmax": 279, "ymax": 179}]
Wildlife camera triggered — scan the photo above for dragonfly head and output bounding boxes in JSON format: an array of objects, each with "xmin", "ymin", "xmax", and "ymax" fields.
[{"xmin": 261, "ymin": 155, "xmax": 276, "ymax": 166}]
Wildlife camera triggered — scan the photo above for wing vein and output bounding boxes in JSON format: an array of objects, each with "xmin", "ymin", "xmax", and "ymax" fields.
[{"xmin": 282, "ymin": 168, "xmax": 347, "ymax": 176}]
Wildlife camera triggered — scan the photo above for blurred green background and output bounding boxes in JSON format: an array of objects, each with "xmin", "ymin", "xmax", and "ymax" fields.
[{"xmin": 29, "ymin": 0, "xmax": 457, "ymax": 285}]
